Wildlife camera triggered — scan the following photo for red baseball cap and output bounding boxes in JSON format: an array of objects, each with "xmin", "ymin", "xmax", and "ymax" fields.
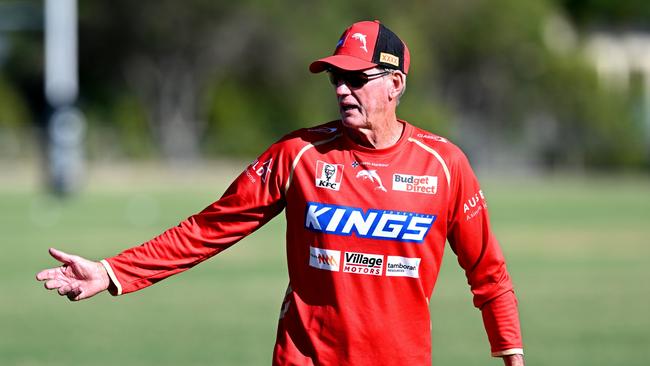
[{"xmin": 310, "ymin": 20, "xmax": 410, "ymax": 74}]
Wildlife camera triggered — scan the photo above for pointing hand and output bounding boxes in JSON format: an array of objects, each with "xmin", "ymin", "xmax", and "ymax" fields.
[{"xmin": 36, "ymin": 248, "xmax": 110, "ymax": 301}]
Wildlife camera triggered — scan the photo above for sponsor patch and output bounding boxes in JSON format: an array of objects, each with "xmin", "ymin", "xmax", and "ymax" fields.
[
  {"xmin": 386, "ymin": 256, "xmax": 421, "ymax": 278},
  {"xmin": 392, "ymin": 174, "xmax": 438, "ymax": 195},
  {"xmin": 416, "ymin": 133, "xmax": 448, "ymax": 143},
  {"xmin": 308, "ymin": 126, "xmax": 338, "ymax": 134},
  {"xmin": 304, "ymin": 202, "xmax": 436, "ymax": 243},
  {"xmin": 246, "ymin": 158, "xmax": 272, "ymax": 183},
  {"xmin": 463, "ymin": 189, "xmax": 487, "ymax": 221},
  {"xmin": 343, "ymin": 252, "xmax": 383, "ymax": 276},
  {"xmin": 315, "ymin": 160, "xmax": 344, "ymax": 191},
  {"xmin": 379, "ymin": 52, "xmax": 399, "ymax": 67},
  {"xmin": 309, "ymin": 247, "xmax": 341, "ymax": 272}
]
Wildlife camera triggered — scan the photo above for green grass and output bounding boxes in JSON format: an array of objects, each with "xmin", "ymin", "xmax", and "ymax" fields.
[{"xmin": 1, "ymin": 173, "xmax": 649, "ymax": 365}]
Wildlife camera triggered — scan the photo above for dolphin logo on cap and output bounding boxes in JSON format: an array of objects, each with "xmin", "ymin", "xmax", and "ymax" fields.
[{"xmin": 351, "ymin": 33, "xmax": 368, "ymax": 53}]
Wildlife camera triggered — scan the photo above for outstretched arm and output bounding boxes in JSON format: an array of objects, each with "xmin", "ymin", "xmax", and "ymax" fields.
[
  {"xmin": 502, "ymin": 354, "xmax": 525, "ymax": 365},
  {"xmin": 36, "ymin": 248, "xmax": 110, "ymax": 301}
]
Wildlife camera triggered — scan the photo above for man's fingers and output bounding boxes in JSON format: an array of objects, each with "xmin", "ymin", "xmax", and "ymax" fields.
[
  {"xmin": 37, "ymin": 250, "xmax": 104, "ymax": 302},
  {"xmin": 44, "ymin": 279, "xmax": 67, "ymax": 290},
  {"xmin": 57, "ymin": 284, "xmax": 77, "ymax": 296},
  {"xmin": 48, "ymin": 248, "xmax": 76, "ymax": 265},
  {"xmin": 36, "ymin": 268, "xmax": 58, "ymax": 281},
  {"xmin": 67, "ymin": 287, "xmax": 82, "ymax": 301},
  {"xmin": 50, "ymin": 280, "xmax": 84, "ymax": 300},
  {"xmin": 57, "ymin": 285, "xmax": 69, "ymax": 295},
  {"xmin": 36, "ymin": 265, "xmax": 69, "ymax": 282}
]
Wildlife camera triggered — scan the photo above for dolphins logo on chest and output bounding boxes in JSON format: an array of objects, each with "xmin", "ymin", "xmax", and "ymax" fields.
[{"xmin": 356, "ymin": 170, "xmax": 387, "ymax": 192}]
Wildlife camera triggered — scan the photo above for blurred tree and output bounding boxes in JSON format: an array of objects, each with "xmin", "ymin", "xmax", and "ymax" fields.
[
  {"xmin": 1, "ymin": 2, "xmax": 47, "ymax": 166},
  {"xmin": 0, "ymin": 74, "xmax": 32, "ymax": 158},
  {"xmin": 555, "ymin": 0, "xmax": 650, "ymax": 28},
  {"xmin": 1, "ymin": 0, "xmax": 646, "ymax": 171},
  {"xmin": 553, "ymin": 0, "xmax": 650, "ymax": 169},
  {"xmin": 401, "ymin": 0, "xmax": 646, "ymax": 170},
  {"xmin": 78, "ymin": 1, "xmax": 268, "ymax": 161}
]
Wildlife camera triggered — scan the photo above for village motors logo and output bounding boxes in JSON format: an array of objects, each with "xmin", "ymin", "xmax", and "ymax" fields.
[
  {"xmin": 343, "ymin": 252, "xmax": 383, "ymax": 276},
  {"xmin": 392, "ymin": 174, "xmax": 438, "ymax": 195},
  {"xmin": 315, "ymin": 160, "xmax": 344, "ymax": 191},
  {"xmin": 309, "ymin": 247, "xmax": 341, "ymax": 272}
]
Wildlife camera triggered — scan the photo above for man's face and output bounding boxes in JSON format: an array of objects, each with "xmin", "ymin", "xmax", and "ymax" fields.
[{"xmin": 330, "ymin": 68, "xmax": 392, "ymax": 129}]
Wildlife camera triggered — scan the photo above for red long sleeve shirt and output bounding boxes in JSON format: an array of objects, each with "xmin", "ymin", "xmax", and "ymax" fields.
[{"xmin": 101, "ymin": 120, "xmax": 523, "ymax": 365}]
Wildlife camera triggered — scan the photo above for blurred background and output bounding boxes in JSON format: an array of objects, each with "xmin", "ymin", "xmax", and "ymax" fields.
[{"xmin": 1, "ymin": 0, "xmax": 648, "ymax": 365}]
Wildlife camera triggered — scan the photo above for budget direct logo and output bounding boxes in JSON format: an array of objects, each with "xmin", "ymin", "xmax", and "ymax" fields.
[
  {"xmin": 304, "ymin": 202, "xmax": 437, "ymax": 243},
  {"xmin": 386, "ymin": 256, "xmax": 421, "ymax": 278},
  {"xmin": 315, "ymin": 160, "xmax": 344, "ymax": 191},
  {"xmin": 392, "ymin": 174, "xmax": 438, "ymax": 195},
  {"xmin": 343, "ymin": 252, "xmax": 383, "ymax": 276},
  {"xmin": 309, "ymin": 247, "xmax": 340, "ymax": 272}
]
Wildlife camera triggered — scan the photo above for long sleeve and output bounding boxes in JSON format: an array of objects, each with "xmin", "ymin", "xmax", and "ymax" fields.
[
  {"xmin": 481, "ymin": 290, "xmax": 523, "ymax": 356},
  {"xmin": 446, "ymin": 151, "xmax": 523, "ymax": 356},
  {"xmin": 102, "ymin": 140, "xmax": 292, "ymax": 295}
]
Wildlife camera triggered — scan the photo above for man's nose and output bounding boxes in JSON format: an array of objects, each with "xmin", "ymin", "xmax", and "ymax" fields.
[{"xmin": 335, "ymin": 81, "xmax": 351, "ymax": 97}]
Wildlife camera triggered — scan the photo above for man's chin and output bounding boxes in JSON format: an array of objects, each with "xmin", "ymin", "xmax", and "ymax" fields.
[{"xmin": 340, "ymin": 116, "xmax": 364, "ymax": 129}]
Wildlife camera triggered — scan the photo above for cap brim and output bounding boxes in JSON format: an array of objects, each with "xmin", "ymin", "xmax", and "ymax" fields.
[{"xmin": 309, "ymin": 55, "xmax": 377, "ymax": 73}]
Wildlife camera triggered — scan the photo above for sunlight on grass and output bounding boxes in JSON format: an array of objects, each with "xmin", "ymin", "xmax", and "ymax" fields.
[{"xmin": 2, "ymin": 174, "xmax": 648, "ymax": 365}]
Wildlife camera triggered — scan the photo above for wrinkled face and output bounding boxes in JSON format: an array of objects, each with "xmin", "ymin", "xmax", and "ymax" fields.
[{"xmin": 329, "ymin": 68, "xmax": 392, "ymax": 129}]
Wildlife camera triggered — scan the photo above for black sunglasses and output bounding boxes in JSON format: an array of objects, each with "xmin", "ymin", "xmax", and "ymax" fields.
[{"xmin": 327, "ymin": 69, "xmax": 391, "ymax": 89}]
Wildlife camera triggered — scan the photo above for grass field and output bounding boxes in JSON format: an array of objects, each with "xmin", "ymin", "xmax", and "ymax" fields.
[{"xmin": 1, "ymin": 165, "xmax": 649, "ymax": 365}]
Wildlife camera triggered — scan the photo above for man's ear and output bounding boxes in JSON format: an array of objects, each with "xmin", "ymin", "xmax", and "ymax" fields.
[{"xmin": 388, "ymin": 71, "xmax": 406, "ymax": 100}]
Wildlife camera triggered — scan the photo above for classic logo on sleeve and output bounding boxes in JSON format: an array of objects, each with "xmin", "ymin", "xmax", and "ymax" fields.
[
  {"xmin": 386, "ymin": 256, "xmax": 421, "ymax": 278},
  {"xmin": 343, "ymin": 252, "xmax": 383, "ymax": 276},
  {"xmin": 416, "ymin": 133, "xmax": 448, "ymax": 143},
  {"xmin": 308, "ymin": 126, "xmax": 338, "ymax": 134},
  {"xmin": 246, "ymin": 158, "xmax": 273, "ymax": 183},
  {"xmin": 309, "ymin": 247, "xmax": 341, "ymax": 272},
  {"xmin": 305, "ymin": 202, "xmax": 436, "ymax": 243},
  {"xmin": 315, "ymin": 160, "xmax": 344, "ymax": 191},
  {"xmin": 392, "ymin": 174, "xmax": 438, "ymax": 195}
]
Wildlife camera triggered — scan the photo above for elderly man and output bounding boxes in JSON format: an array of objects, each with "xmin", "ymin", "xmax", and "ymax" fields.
[{"xmin": 37, "ymin": 20, "xmax": 524, "ymax": 365}]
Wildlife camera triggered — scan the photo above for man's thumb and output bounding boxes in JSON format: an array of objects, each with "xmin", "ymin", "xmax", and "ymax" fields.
[{"xmin": 49, "ymin": 248, "xmax": 76, "ymax": 265}]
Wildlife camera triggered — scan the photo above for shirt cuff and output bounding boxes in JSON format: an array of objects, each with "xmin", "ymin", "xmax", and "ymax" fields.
[
  {"xmin": 100, "ymin": 259, "xmax": 123, "ymax": 296},
  {"xmin": 492, "ymin": 348, "xmax": 524, "ymax": 357}
]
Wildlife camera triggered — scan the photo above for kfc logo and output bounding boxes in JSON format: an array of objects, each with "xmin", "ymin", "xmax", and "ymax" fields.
[{"xmin": 315, "ymin": 160, "xmax": 344, "ymax": 191}]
